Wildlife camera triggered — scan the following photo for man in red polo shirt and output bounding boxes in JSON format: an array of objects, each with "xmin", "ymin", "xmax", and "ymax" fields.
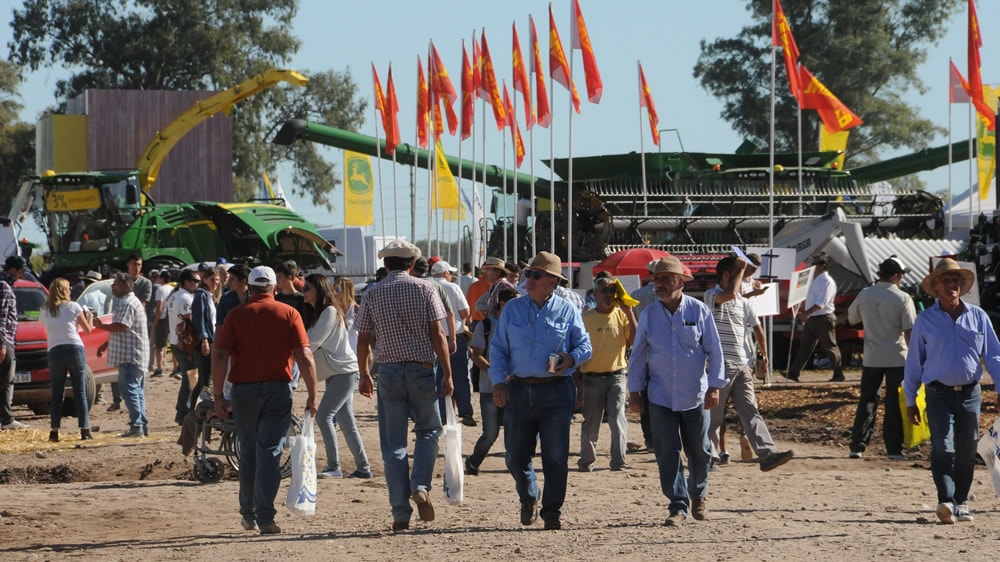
[{"xmin": 212, "ymin": 265, "xmax": 318, "ymax": 536}]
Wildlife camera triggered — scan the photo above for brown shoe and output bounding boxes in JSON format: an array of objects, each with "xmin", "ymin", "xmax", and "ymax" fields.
[
  {"xmin": 664, "ymin": 511, "xmax": 686, "ymax": 527},
  {"xmin": 411, "ymin": 490, "xmax": 435, "ymax": 522},
  {"xmin": 691, "ymin": 498, "xmax": 708, "ymax": 521},
  {"xmin": 520, "ymin": 500, "xmax": 539, "ymax": 525}
]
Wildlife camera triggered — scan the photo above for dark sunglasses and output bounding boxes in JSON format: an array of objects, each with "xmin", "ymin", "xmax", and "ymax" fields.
[{"xmin": 524, "ymin": 270, "xmax": 551, "ymax": 280}]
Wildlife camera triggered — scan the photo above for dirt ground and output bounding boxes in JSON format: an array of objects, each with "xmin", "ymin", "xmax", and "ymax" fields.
[{"xmin": 2, "ymin": 368, "xmax": 1000, "ymax": 561}]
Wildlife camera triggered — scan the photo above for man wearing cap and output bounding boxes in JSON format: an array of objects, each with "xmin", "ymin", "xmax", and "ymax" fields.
[
  {"xmin": 904, "ymin": 257, "xmax": 1000, "ymax": 524},
  {"xmin": 846, "ymin": 256, "xmax": 917, "ymax": 460},
  {"xmin": 489, "ymin": 251, "xmax": 592, "ymax": 531},
  {"xmin": 356, "ymin": 239, "xmax": 453, "ymax": 532},
  {"xmin": 431, "ymin": 260, "xmax": 474, "ymax": 426},
  {"xmin": 212, "ymin": 265, "xmax": 318, "ymax": 535},
  {"xmin": 0, "ymin": 255, "xmax": 25, "ymax": 429},
  {"xmin": 786, "ymin": 255, "xmax": 845, "ymax": 382},
  {"xmin": 627, "ymin": 256, "xmax": 724, "ymax": 527}
]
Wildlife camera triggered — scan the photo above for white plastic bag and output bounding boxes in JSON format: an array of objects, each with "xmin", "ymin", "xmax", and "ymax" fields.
[
  {"xmin": 285, "ymin": 412, "xmax": 318, "ymax": 517},
  {"xmin": 442, "ymin": 405, "xmax": 464, "ymax": 505},
  {"xmin": 977, "ymin": 417, "xmax": 1000, "ymax": 499}
]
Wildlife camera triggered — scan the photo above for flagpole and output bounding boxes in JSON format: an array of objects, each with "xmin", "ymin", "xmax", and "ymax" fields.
[
  {"xmin": 638, "ymin": 61, "xmax": 649, "ymax": 218},
  {"xmin": 371, "ymin": 69, "xmax": 387, "ymax": 240},
  {"xmin": 511, "ymin": 41, "xmax": 520, "ymax": 266},
  {"xmin": 502, "ymin": 80, "xmax": 509, "ymax": 262},
  {"xmin": 567, "ymin": 46, "xmax": 575, "ymax": 283},
  {"xmin": 948, "ymin": 58, "xmax": 954, "ymax": 234},
  {"xmin": 549, "ymin": 67, "xmax": 556, "ymax": 256},
  {"xmin": 768, "ymin": 0, "xmax": 778, "ymax": 386},
  {"xmin": 969, "ymin": 102, "xmax": 974, "ymax": 231},
  {"xmin": 468, "ymin": 34, "xmax": 479, "ymax": 268},
  {"xmin": 529, "ymin": 50, "xmax": 537, "ymax": 257}
]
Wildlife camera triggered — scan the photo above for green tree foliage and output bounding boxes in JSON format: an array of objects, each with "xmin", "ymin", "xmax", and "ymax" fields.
[
  {"xmin": 0, "ymin": 60, "xmax": 34, "ymax": 212},
  {"xmin": 694, "ymin": 0, "xmax": 963, "ymax": 166},
  {"xmin": 7, "ymin": 0, "xmax": 366, "ymax": 208}
]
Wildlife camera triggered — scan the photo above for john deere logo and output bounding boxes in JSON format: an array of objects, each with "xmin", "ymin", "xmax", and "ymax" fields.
[{"xmin": 347, "ymin": 159, "xmax": 373, "ymax": 195}]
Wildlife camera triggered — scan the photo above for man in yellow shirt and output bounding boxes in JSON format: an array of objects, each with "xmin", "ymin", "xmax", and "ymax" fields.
[{"xmin": 577, "ymin": 276, "xmax": 637, "ymax": 471}]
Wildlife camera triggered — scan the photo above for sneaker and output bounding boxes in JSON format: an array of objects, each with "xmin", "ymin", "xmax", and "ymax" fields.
[
  {"xmin": 347, "ymin": 469, "xmax": 374, "ymax": 479},
  {"xmin": 627, "ymin": 441, "xmax": 643, "ymax": 453},
  {"xmin": 955, "ymin": 504, "xmax": 974, "ymax": 522},
  {"xmin": 49, "ymin": 430, "xmax": 59, "ymax": 442},
  {"xmin": 740, "ymin": 435, "xmax": 754, "ymax": 461},
  {"xmin": 258, "ymin": 520, "xmax": 281, "ymax": 535},
  {"xmin": 317, "ymin": 469, "xmax": 343, "ymax": 479},
  {"xmin": 151, "ymin": 369, "xmax": 163, "ymax": 378},
  {"xmin": 391, "ymin": 521, "xmax": 409, "ymax": 532},
  {"xmin": 520, "ymin": 500, "xmax": 538, "ymax": 525},
  {"xmin": 664, "ymin": 511, "xmax": 687, "ymax": 527},
  {"xmin": 610, "ymin": 464, "xmax": 631, "ymax": 471},
  {"xmin": 80, "ymin": 429, "xmax": 92, "ymax": 441},
  {"xmin": 886, "ymin": 453, "xmax": 905, "ymax": 461},
  {"xmin": 170, "ymin": 371, "xmax": 182, "ymax": 380},
  {"xmin": 718, "ymin": 452, "xmax": 730, "ymax": 466},
  {"xmin": 464, "ymin": 459, "xmax": 480, "ymax": 476},
  {"xmin": 760, "ymin": 450, "xmax": 795, "ymax": 472},
  {"xmin": 691, "ymin": 498, "xmax": 708, "ymax": 521},
  {"xmin": 106, "ymin": 402, "xmax": 121, "ymax": 413},
  {"xmin": 120, "ymin": 427, "xmax": 144, "ymax": 438},
  {"xmin": 578, "ymin": 463, "xmax": 594, "ymax": 472},
  {"xmin": 240, "ymin": 516, "xmax": 257, "ymax": 531},
  {"xmin": 936, "ymin": 502, "xmax": 956, "ymax": 524},
  {"xmin": 829, "ymin": 375, "xmax": 846, "ymax": 382},
  {"xmin": 849, "ymin": 451, "xmax": 863, "ymax": 459},
  {"xmin": 543, "ymin": 517, "xmax": 561, "ymax": 530},
  {"xmin": 461, "ymin": 414, "xmax": 477, "ymax": 427},
  {"xmin": 411, "ymin": 490, "xmax": 434, "ymax": 522},
  {"xmin": 2, "ymin": 420, "xmax": 28, "ymax": 430}
]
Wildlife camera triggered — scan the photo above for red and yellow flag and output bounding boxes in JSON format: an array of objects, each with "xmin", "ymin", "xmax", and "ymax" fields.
[
  {"xmin": 799, "ymin": 66, "xmax": 862, "ymax": 133},
  {"xmin": 529, "ymin": 14, "xmax": 551, "ymax": 128},
  {"xmin": 480, "ymin": 31, "xmax": 507, "ymax": 131},
  {"xmin": 474, "ymin": 33, "xmax": 487, "ymax": 102},
  {"xmin": 372, "ymin": 63, "xmax": 386, "ymax": 118},
  {"xmin": 950, "ymin": 60, "xmax": 971, "ymax": 104},
  {"xmin": 638, "ymin": 62, "xmax": 659, "ymax": 146},
  {"xmin": 773, "ymin": 0, "xmax": 802, "ymax": 105},
  {"xmin": 570, "ymin": 0, "xmax": 602, "ymax": 104},
  {"xmin": 416, "ymin": 57, "xmax": 429, "ymax": 148},
  {"xmin": 512, "ymin": 23, "xmax": 534, "ymax": 128},
  {"xmin": 461, "ymin": 42, "xmax": 475, "ymax": 140},
  {"xmin": 384, "ymin": 64, "xmax": 401, "ymax": 154},
  {"xmin": 548, "ymin": 4, "xmax": 581, "ymax": 114},
  {"xmin": 968, "ymin": 0, "xmax": 995, "ymax": 130},
  {"xmin": 430, "ymin": 42, "xmax": 459, "ymax": 136},
  {"xmin": 503, "ymin": 83, "xmax": 526, "ymax": 167}
]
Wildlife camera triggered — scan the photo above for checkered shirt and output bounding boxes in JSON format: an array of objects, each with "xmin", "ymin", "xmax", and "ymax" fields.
[
  {"xmin": 107, "ymin": 293, "xmax": 150, "ymax": 368},
  {"xmin": 355, "ymin": 270, "xmax": 446, "ymax": 363},
  {"xmin": 0, "ymin": 276, "xmax": 16, "ymax": 348}
]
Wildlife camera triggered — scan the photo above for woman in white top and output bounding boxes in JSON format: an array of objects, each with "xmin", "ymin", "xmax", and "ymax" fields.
[
  {"xmin": 41, "ymin": 278, "xmax": 93, "ymax": 442},
  {"xmin": 334, "ymin": 277, "xmax": 360, "ymax": 355},
  {"xmin": 302, "ymin": 274, "xmax": 371, "ymax": 479}
]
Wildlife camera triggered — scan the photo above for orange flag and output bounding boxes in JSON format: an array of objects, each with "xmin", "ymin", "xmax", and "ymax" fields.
[
  {"xmin": 417, "ymin": 57, "xmax": 429, "ymax": 147},
  {"xmin": 372, "ymin": 63, "xmax": 386, "ymax": 119},
  {"xmin": 773, "ymin": 0, "xmax": 802, "ymax": 105},
  {"xmin": 968, "ymin": 0, "xmax": 995, "ymax": 130},
  {"xmin": 461, "ymin": 42, "xmax": 475, "ymax": 140},
  {"xmin": 512, "ymin": 22, "xmax": 534, "ymax": 128},
  {"xmin": 638, "ymin": 62, "xmax": 659, "ymax": 146},
  {"xmin": 570, "ymin": 0, "xmax": 602, "ymax": 103},
  {"xmin": 504, "ymin": 83, "xmax": 526, "ymax": 167},
  {"xmin": 799, "ymin": 66, "xmax": 862, "ymax": 133},
  {"xmin": 385, "ymin": 64, "xmax": 401, "ymax": 154},
  {"xmin": 430, "ymin": 42, "xmax": 459, "ymax": 135},
  {"xmin": 530, "ymin": 14, "xmax": 551, "ymax": 128},
  {"xmin": 474, "ymin": 34, "xmax": 488, "ymax": 102},
  {"xmin": 950, "ymin": 60, "xmax": 971, "ymax": 104},
  {"xmin": 548, "ymin": 4, "xmax": 581, "ymax": 114},
  {"xmin": 480, "ymin": 31, "xmax": 507, "ymax": 131}
]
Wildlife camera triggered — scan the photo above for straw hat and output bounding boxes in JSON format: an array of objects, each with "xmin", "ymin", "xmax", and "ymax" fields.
[
  {"xmin": 481, "ymin": 256, "xmax": 510, "ymax": 275},
  {"xmin": 649, "ymin": 256, "xmax": 693, "ymax": 282},
  {"xmin": 378, "ymin": 239, "xmax": 421, "ymax": 259},
  {"xmin": 921, "ymin": 258, "xmax": 974, "ymax": 299},
  {"xmin": 526, "ymin": 251, "xmax": 567, "ymax": 281}
]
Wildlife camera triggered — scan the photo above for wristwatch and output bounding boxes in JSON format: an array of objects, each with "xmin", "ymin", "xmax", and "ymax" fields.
[{"xmin": 213, "ymin": 393, "xmax": 224, "ymax": 400}]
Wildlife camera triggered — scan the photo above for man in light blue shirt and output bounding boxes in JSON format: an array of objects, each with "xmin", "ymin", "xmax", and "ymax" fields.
[
  {"xmin": 627, "ymin": 256, "xmax": 724, "ymax": 527},
  {"xmin": 904, "ymin": 258, "xmax": 1000, "ymax": 524},
  {"xmin": 490, "ymin": 251, "xmax": 592, "ymax": 531}
]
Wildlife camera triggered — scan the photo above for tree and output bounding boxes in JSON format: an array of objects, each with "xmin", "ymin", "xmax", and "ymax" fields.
[
  {"xmin": 6, "ymin": 0, "xmax": 366, "ymax": 208},
  {"xmin": 0, "ymin": 60, "xmax": 34, "ymax": 212},
  {"xmin": 693, "ymin": 0, "xmax": 964, "ymax": 167}
]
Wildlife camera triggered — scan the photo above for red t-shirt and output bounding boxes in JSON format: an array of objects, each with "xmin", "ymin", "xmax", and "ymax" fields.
[
  {"xmin": 215, "ymin": 292, "xmax": 309, "ymax": 383},
  {"xmin": 466, "ymin": 277, "xmax": 490, "ymax": 322}
]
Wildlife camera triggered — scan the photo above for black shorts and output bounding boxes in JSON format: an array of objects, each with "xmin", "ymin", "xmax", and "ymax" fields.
[{"xmin": 155, "ymin": 317, "xmax": 169, "ymax": 349}]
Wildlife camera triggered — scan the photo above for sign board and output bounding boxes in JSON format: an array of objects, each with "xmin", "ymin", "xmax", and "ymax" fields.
[
  {"xmin": 787, "ymin": 266, "xmax": 815, "ymax": 309},
  {"xmin": 745, "ymin": 247, "xmax": 798, "ymax": 281},
  {"xmin": 748, "ymin": 282, "xmax": 780, "ymax": 317}
]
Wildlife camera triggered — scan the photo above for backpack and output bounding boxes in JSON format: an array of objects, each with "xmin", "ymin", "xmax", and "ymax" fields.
[{"xmin": 175, "ymin": 314, "xmax": 197, "ymax": 353}]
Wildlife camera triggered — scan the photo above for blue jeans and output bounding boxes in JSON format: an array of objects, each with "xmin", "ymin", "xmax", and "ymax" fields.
[
  {"xmin": 437, "ymin": 334, "xmax": 472, "ymax": 418},
  {"xmin": 317, "ymin": 372, "xmax": 370, "ymax": 473},
  {"xmin": 925, "ymin": 382, "xmax": 981, "ymax": 505},
  {"xmin": 118, "ymin": 362, "xmax": 147, "ymax": 430},
  {"xmin": 376, "ymin": 362, "xmax": 442, "ymax": 523},
  {"xmin": 231, "ymin": 381, "xmax": 293, "ymax": 525},
  {"xmin": 48, "ymin": 344, "xmax": 89, "ymax": 429},
  {"xmin": 467, "ymin": 392, "xmax": 504, "ymax": 469},
  {"xmin": 504, "ymin": 376, "xmax": 576, "ymax": 521},
  {"xmin": 649, "ymin": 402, "xmax": 712, "ymax": 516}
]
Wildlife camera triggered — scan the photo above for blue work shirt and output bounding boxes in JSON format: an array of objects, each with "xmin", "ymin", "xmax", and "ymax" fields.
[
  {"xmin": 489, "ymin": 293, "xmax": 592, "ymax": 385},
  {"xmin": 903, "ymin": 300, "xmax": 1000, "ymax": 406},
  {"xmin": 627, "ymin": 294, "xmax": 725, "ymax": 411}
]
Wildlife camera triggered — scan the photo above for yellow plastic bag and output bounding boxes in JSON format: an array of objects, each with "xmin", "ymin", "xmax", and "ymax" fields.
[{"xmin": 898, "ymin": 384, "xmax": 930, "ymax": 449}]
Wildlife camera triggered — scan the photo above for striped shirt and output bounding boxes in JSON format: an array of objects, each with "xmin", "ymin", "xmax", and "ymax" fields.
[
  {"xmin": 107, "ymin": 293, "xmax": 149, "ymax": 368},
  {"xmin": 703, "ymin": 286, "xmax": 757, "ymax": 366},
  {"xmin": 355, "ymin": 270, "xmax": 447, "ymax": 364}
]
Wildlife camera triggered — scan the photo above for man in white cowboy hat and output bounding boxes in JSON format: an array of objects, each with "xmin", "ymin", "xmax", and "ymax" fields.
[
  {"xmin": 489, "ymin": 251, "xmax": 592, "ymax": 531},
  {"xmin": 847, "ymin": 256, "xmax": 916, "ymax": 460},
  {"xmin": 356, "ymin": 239, "xmax": 453, "ymax": 532},
  {"xmin": 627, "ymin": 256, "xmax": 724, "ymax": 527},
  {"xmin": 904, "ymin": 257, "xmax": 1000, "ymax": 524}
]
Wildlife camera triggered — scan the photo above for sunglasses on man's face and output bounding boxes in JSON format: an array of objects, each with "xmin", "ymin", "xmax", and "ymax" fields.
[{"xmin": 524, "ymin": 270, "xmax": 551, "ymax": 280}]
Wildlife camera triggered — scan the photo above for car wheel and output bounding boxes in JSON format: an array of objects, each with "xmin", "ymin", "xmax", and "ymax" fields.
[{"xmin": 63, "ymin": 366, "xmax": 97, "ymax": 418}]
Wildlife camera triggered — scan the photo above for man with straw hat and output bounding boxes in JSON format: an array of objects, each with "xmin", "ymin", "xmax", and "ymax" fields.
[
  {"xmin": 489, "ymin": 251, "xmax": 592, "ymax": 531},
  {"xmin": 627, "ymin": 256, "xmax": 724, "ymax": 527},
  {"xmin": 904, "ymin": 257, "xmax": 1000, "ymax": 524}
]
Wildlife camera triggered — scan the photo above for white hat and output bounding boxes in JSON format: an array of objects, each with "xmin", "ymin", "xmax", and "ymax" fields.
[
  {"xmin": 248, "ymin": 265, "xmax": 277, "ymax": 287},
  {"xmin": 431, "ymin": 260, "xmax": 457, "ymax": 276},
  {"xmin": 378, "ymin": 239, "xmax": 421, "ymax": 259}
]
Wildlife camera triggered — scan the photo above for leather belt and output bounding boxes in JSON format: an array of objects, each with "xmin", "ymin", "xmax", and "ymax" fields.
[
  {"xmin": 929, "ymin": 380, "xmax": 978, "ymax": 392},
  {"xmin": 582, "ymin": 370, "xmax": 626, "ymax": 377},
  {"xmin": 511, "ymin": 375, "xmax": 565, "ymax": 385}
]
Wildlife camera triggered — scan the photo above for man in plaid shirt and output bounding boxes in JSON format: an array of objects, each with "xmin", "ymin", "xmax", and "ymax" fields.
[
  {"xmin": 0, "ymin": 255, "xmax": 25, "ymax": 430},
  {"xmin": 95, "ymin": 273, "xmax": 150, "ymax": 437}
]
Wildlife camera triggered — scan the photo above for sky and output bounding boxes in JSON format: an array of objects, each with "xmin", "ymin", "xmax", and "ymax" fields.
[{"xmin": 2, "ymin": 0, "xmax": 997, "ymax": 246}]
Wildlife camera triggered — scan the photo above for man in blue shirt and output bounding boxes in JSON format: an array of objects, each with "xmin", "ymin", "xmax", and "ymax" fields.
[
  {"xmin": 904, "ymin": 258, "xmax": 1000, "ymax": 524},
  {"xmin": 627, "ymin": 256, "xmax": 724, "ymax": 527},
  {"xmin": 490, "ymin": 251, "xmax": 592, "ymax": 531}
]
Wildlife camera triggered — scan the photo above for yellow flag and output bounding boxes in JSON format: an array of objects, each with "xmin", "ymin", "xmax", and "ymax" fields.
[
  {"xmin": 819, "ymin": 127, "xmax": 849, "ymax": 171},
  {"xmin": 343, "ymin": 150, "xmax": 374, "ymax": 226},
  {"xmin": 432, "ymin": 141, "xmax": 461, "ymax": 214},
  {"xmin": 977, "ymin": 85, "xmax": 998, "ymax": 201}
]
